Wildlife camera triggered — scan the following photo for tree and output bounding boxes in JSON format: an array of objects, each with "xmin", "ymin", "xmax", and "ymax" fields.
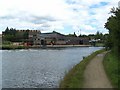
[
  {"xmin": 3, "ymin": 27, "xmax": 17, "ymax": 42},
  {"xmin": 5, "ymin": 27, "xmax": 9, "ymax": 33},
  {"xmin": 94, "ymin": 31, "xmax": 103, "ymax": 40},
  {"xmin": 67, "ymin": 32, "xmax": 77, "ymax": 37},
  {"xmin": 78, "ymin": 34, "xmax": 87, "ymax": 37},
  {"xmin": 74, "ymin": 32, "xmax": 77, "ymax": 37},
  {"xmin": 3, "ymin": 34, "xmax": 14, "ymax": 41},
  {"xmin": 105, "ymin": 7, "xmax": 120, "ymax": 55}
]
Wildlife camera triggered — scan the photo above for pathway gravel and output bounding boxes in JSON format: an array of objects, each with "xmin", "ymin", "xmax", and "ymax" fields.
[{"xmin": 83, "ymin": 52, "xmax": 113, "ymax": 88}]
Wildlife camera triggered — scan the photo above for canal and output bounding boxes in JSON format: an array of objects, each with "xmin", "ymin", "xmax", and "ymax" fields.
[{"xmin": 2, "ymin": 47, "xmax": 102, "ymax": 88}]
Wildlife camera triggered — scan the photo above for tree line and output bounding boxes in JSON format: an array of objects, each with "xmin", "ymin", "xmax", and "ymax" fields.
[{"xmin": 2, "ymin": 27, "xmax": 29, "ymax": 42}]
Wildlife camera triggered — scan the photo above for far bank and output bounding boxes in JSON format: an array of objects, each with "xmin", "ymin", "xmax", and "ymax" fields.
[{"xmin": 1, "ymin": 44, "xmax": 92, "ymax": 50}]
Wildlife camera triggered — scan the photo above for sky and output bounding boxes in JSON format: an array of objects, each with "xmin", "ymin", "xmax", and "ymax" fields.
[{"xmin": 0, "ymin": 0, "xmax": 118, "ymax": 35}]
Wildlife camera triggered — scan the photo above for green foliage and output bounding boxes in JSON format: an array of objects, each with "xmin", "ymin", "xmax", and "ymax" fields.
[
  {"xmin": 3, "ymin": 27, "xmax": 17, "ymax": 41},
  {"xmin": 105, "ymin": 8, "xmax": 120, "ymax": 55},
  {"xmin": 95, "ymin": 31, "xmax": 103, "ymax": 40},
  {"xmin": 2, "ymin": 45, "xmax": 26, "ymax": 50},
  {"xmin": 78, "ymin": 34, "xmax": 88, "ymax": 37},
  {"xmin": 3, "ymin": 27, "xmax": 29, "ymax": 42},
  {"xmin": 104, "ymin": 7, "xmax": 120, "ymax": 89},
  {"xmin": 3, "ymin": 34, "xmax": 15, "ymax": 41},
  {"xmin": 2, "ymin": 41, "xmax": 12, "ymax": 45},
  {"xmin": 67, "ymin": 32, "xmax": 77, "ymax": 37},
  {"xmin": 4, "ymin": 27, "xmax": 17, "ymax": 36},
  {"xmin": 104, "ymin": 34, "xmax": 112, "ymax": 49},
  {"xmin": 103, "ymin": 51, "xmax": 118, "ymax": 88}
]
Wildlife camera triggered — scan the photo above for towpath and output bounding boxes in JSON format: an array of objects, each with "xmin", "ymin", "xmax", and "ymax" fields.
[{"xmin": 83, "ymin": 52, "xmax": 113, "ymax": 88}]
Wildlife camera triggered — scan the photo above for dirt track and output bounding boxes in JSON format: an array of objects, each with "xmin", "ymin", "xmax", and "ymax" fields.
[{"xmin": 83, "ymin": 52, "xmax": 113, "ymax": 88}]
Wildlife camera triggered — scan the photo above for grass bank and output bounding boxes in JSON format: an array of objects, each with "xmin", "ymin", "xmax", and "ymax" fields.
[
  {"xmin": 59, "ymin": 49, "xmax": 105, "ymax": 88},
  {"xmin": 103, "ymin": 51, "xmax": 119, "ymax": 88},
  {"xmin": 2, "ymin": 45, "xmax": 27, "ymax": 50}
]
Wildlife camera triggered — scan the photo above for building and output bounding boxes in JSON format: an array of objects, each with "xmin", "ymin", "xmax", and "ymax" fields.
[
  {"xmin": 2, "ymin": 28, "xmax": 89, "ymax": 46},
  {"xmin": 34, "ymin": 31, "xmax": 89, "ymax": 45},
  {"xmin": 17, "ymin": 30, "xmax": 41, "ymax": 45},
  {"xmin": 34, "ymin": 31, "xmax": 66, "ymax": 45},
  {"xmin": 66, "ymin": 36, "xmax": 89, "ymax": 45}
]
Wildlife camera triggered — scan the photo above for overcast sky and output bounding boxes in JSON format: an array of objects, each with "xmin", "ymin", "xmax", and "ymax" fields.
[{"xmin": 0, "ymin": 0, "xmax": 118, "ymax": 35}]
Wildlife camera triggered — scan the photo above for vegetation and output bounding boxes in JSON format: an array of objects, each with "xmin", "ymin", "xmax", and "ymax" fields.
[
  {"xmin": 60, "ymin": 7, "xmax": 120, "ymax": 89},
  {"xmin": 59, "ymin": 49, "xmax": 105, "ymax": 88},
  {"xmin": 66, "ymin": 32, "xmax": 77, "ymax": 37},
  {"xmin": 104, "ymin": 7, "xmax": 120, "ymax": 56},
  {"xmin": 2, "ymin": 27, "xmax": 29, "ymax": 42},
  {"xmin": 103, "ymin": 52, "xmax": 118, "ymax": 88},
  {"xmin": 2, "ymin": 45, "xmax": 26, "ymax": 50},
  {"xmin": 104, "ymin": 7, "xmax": 120, "ymax": 88}
]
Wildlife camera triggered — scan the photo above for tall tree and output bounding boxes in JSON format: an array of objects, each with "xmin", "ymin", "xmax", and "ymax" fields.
[
  {"xmin": 105, "ymin": 8, "xmax": 120, "ymax": 55},
  {"xmin": 4, "ymin": 27, "xmax": 9, "ymax": 34}
]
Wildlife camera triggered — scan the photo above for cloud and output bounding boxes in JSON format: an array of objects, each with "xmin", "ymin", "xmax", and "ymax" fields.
[
  {"xmin": 0, "ymin": 0, "xmax": 118, "ymax": 34},
  {"xmin": 89, "ymin": 2, "xmax": 109, "ymax": 8},
  {"xmin": 30, "ymin": 15, "xmax": 57, "ymax": 24},
  {"xmin": 0, "ymin": 16, "xmax": 15, "ymax": 20}
]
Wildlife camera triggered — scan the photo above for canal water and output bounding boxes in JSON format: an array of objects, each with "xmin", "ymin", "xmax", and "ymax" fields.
[{"xmin": 2, "ymin": 47, "xmax": 102, "ymax": 88}]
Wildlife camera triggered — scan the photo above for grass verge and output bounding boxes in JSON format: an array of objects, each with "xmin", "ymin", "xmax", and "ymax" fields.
[
  {"xmin": 59, "ymin": 49, "xmax": 105, "ymax": 88},
  {"xmin": 2, "ymin": 45, "xmax": 26, "ymax": 50},
  {"xmin": 103, "ymin": 51, "xmax": 119, "ymax": 88}
]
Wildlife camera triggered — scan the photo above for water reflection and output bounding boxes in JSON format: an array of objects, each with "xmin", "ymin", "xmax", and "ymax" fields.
[{"xmin": 2, "ymin": 47, "xmax": 102, "ymax": 88}]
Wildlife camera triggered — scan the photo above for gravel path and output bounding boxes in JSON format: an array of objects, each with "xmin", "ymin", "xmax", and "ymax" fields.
[{"xmin": 83, "ymin": 52, "xmax": 113, "ymax": 88}]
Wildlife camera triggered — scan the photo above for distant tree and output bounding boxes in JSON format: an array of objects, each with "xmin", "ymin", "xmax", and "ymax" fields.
[
  {"xmin": 74, "ymin": 32, "xmax": 77, "ymax": 37},
  {"xmin": 3, "ymin": 27, "xmax": 17, "ymax": 41},
  {"xmin": 95, "ymin": 31, "xmax": 103, "ymax": 40},
  {"xmin": 67, "ymin": 32, "xmax": 77, "ymax": 37},
  {"xmin": 9, "ymin": 28, "xmax": 17, "ymax": 36},
  {"xmin": 3, "ymin": 34, "xmax": 14, "ymax": 41},
  {"xmin": 5, "ymin": 27, "xmax": 9, "ymax": 33},
  {"xmin": 78, "ymin": 34, "xmax": 87, "ymax": 37}
]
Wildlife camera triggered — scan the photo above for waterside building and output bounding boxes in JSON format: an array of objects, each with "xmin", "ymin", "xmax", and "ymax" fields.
[{"xmin": 2, "ymin": 30, "xmax": 89, "ymax": 46}]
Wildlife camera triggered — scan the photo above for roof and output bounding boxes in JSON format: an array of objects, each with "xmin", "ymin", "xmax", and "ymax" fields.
[
  {"xmin": 41, "ymin": 31, "xmax": 65, "ymax": 36},
  {"xmin": 40, "ymin": 31, "xmax": 66, "ymax": 38}
]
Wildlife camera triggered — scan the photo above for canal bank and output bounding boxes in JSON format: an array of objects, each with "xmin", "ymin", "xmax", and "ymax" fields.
[
  {"xmin": 59, "ymin": 49, "xmax": 106, "ymax": 88},
  {"xmin": 1, "ymin": 45, "xmax": 91, "ymax": 50}
]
